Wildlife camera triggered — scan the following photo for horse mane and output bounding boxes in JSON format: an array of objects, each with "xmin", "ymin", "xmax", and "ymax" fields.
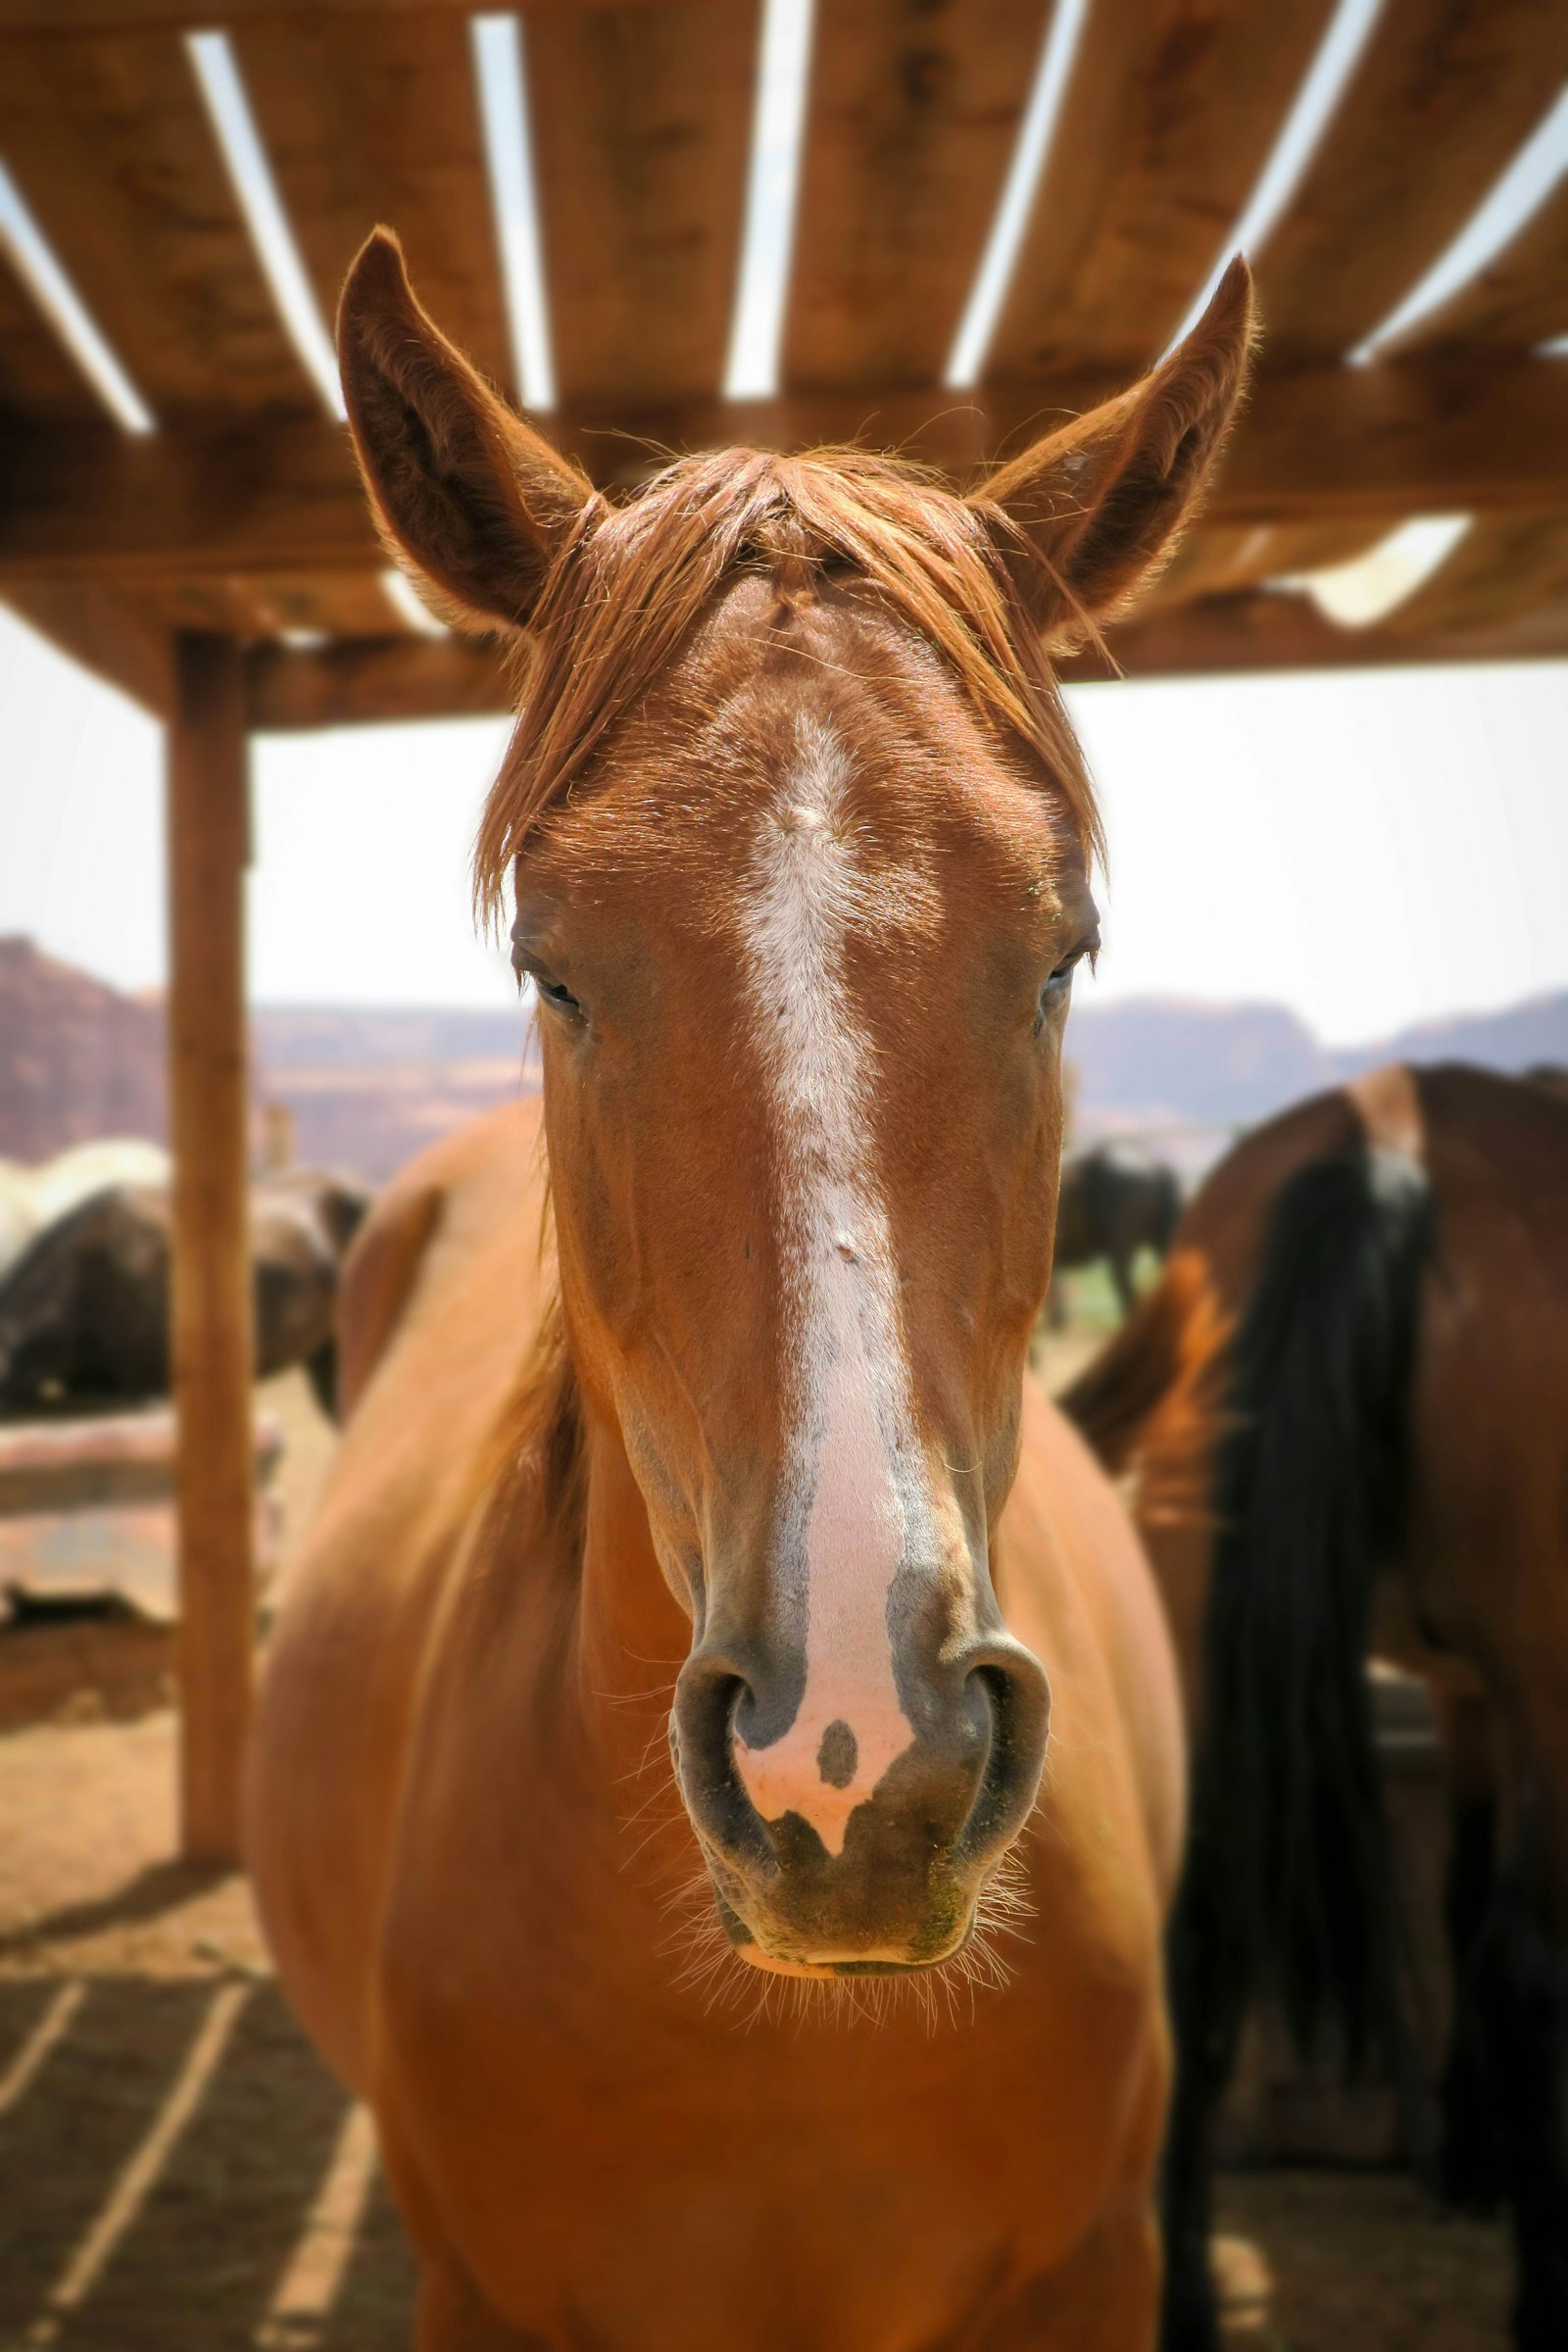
[{"xmin": 473, "ymin": 444, "xmax": 1102, "ymax": 924}]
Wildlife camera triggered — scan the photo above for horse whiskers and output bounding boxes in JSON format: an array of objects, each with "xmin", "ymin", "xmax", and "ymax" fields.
[
  {"xmin": 612, "ymin": 1717, "xmax": 679, "ymax": 1791},
  {"xmin": 653, "ymin": 1854, "xmax": 1034, "ymax": 2035},
  {"xmin": 593, "ymin": 1679, "xmax": 681, "ymax": 1708},
  {"xmin": 615, "ymin": 1768, "xmax": 681, "ymax": 1835},
  {"xmin": 617, "ymin": 1808, "xmax": 693, "ymax": 1874}
]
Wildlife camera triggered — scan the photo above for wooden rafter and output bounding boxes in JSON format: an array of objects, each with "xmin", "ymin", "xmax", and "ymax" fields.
[
  {"xmin": 1386, "ymin": 514, "xmax": 1568, "ymax": 641},
  {"xmin": 1385, "ymin": 172, "xmax": 1568, "ymax": 359},
  {"xmin": 1252, "ymin": 0, "xmax": 1568, "ymax": 359},
  {"xmin": 0, "ymin": 29, "xmax": 322, "ymax": 420},
  {"xmin": 1072, "ymin": 584, "xmax": 1568, "ymax": 677},
  {"xmin": 527, "ymin": 1, "xmax": 760, "ymax": 408},
  {"xmin": 239, "ymin": 581, "xmax": 1568, "ymax": 732},
  {"xmin": 987, "ymin": 0, "xmax": 1339, "ymax": 376},
  {"xmin": 0, "ymin": 0, "xmax": 684, "ymax": 26},
  {"xmin": 234, "ymin": 9, "xmax": 516, "ymax": 401},
  {"xmin": 784, "ymin": 0, "xmax": 1049, "ymax": 390},
  {"xmin": 0, "ymin": 251, "xmax": 106, "ymax": 423},
  {"xmin": 5, "ymin": 357, "xmax": 1566, "ymax": 583}
]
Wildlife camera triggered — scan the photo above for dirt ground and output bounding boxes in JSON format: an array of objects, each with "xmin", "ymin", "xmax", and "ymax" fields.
[
  {"xmin": 0, "ymin": 1705, "xmax": 1513, "ymax": 2351},
  {"xmin": 0, "ymin": 1357, "xmax": 1514, "ymax": 2349}
]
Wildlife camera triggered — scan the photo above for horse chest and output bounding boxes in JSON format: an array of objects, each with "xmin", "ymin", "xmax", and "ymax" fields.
[
  {"xmin": 379, "ymin": 1896, "xmax": 1151, "ymax": 2352},
  {"xmin": 390, "ymin": 2047, "xmax": 1089, "ymax": 2350}
]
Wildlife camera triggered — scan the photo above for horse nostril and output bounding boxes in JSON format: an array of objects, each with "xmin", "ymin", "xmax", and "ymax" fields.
[
  {"xmin": 671, "ymin": 1653, "xmax": 773, "ymax": 1863},
  {"xmin": 957, "ymin": 1640, "xmax": 1051, "ymax": 1866}
]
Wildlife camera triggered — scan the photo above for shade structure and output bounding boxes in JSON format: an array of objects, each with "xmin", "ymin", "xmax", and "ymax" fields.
[
  {"xmin": 2, "ymin": 0, "xmax": 1565, "ymax": 1858},
  {"xmin": 0, "ymin": 0, "xmax": 1564, "ymax": 716}
]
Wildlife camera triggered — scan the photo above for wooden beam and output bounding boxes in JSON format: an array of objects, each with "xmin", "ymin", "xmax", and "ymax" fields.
[
  {"xmin": 6, "ymin": 359, "xmax": 1568, "ymax": 582},
  {"xmin": 246, "ymin": 631, "xmax": 511, "ymax": 729},
  {"xmin": 1060, "ymin": 588, "xmax": 1568, "ymax": 680},
  {"xmin": 1252, "ymin": 0, "xmax": 1568, "ymax": 360},
  {"xmin": 988, "ymin": 0, "xmax": 1337, "ymax": 376},
  {"xmin": 168, "ymin": 632, "xmax": 254, "ymax": 1863},
  {"xmin": 783, "ymin": 0, "xmax": 1049, "ymax": 391},
  {"xmin": 0, "ymin": 29, "xmax": 320, "ymax": 420},
  {"xmin": 0, "ymin": 416, "xmax": 377, "ymax": 580},
  {"xmin": 244, "ymin": 578, "xmax": 1568, "ymax": 728},
  {"xmin": 0, "ymin": 0, "xmax": 681, "ymax": 25},
  {"xmin": 527, "ymin": 0, "xmax": 760, "ymax": 407},
  {"xmin": 2, "ymin": 581, "xmax": 174, "ymax": 713}
]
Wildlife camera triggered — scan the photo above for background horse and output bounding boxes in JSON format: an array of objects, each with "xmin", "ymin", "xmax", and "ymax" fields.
[
  {"xmin": 0, "ymin": 1138, "xmax": 171, "ymax": 1285},
  {"xmin": 247, "ymin": 232, "xmax": 1253, "ymax": 2350},
  {"xmin": 0, "ymin": 1169, "xmax": 370, "ymax": 1418},
  {"xmin": 1048, "ymin": 1141, "xmax": 1182, "ymax": 1322},
  {"xmin": 1061, "ymin": 1061, "xmax": 1568, "ymax": 2351}
]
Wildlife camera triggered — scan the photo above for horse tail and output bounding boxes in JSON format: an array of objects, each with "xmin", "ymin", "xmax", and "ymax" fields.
[
  {"xmin": 1169, "ymin": 1138, "xmax": 1432, "ymax": 2121},
  {"xmin": 1057, "ymin": 1250, "xmax": 1220, "ymax": 1478}
]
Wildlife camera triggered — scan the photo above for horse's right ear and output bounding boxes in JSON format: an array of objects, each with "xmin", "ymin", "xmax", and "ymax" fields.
[
  {"xmin": 337, "ymin": 228, "xmax": 592, "ymax": 635},
  {"xmin": 972, "ymin": 257, "xmax": 1256, "ymax": 645}
]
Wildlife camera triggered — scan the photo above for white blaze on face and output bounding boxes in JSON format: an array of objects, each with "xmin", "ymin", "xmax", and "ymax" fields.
[{"xmin": 732, "ymin": 716, "xmax": 931, "ymax": 1857}]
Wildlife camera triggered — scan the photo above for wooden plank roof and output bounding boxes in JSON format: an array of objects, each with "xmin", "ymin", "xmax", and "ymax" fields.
[{"xmin": 1, "ymin": 0, "xmax": 1565, "ymax": 719}]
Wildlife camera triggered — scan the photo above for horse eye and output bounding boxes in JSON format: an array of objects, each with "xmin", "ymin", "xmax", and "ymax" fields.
[
  {"xmin": 512, "ymin": 945, "xmax": 583, "ymax": 1019},
  {"xmin": 1034, "ymin": 930, "xmax": 1100, "ymax": 1033}
]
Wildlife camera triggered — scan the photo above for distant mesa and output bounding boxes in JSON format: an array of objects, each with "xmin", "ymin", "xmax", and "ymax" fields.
[
  {"xmin": 1063, "ymin": 988, "xmax": 1568, "ymax": 1175},
  {"xmin": 0, "ymin": 937, "xmax": 166, "ymax": 1161},
  {"xmin": 0, "ymin": 936, "xmax": 539, "ymax": 1183}
]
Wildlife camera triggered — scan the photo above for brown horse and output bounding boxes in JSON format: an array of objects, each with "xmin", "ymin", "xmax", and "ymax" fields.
[
  {"xmin": 248, "ymin": 230, "xmax": 1255, "ymax": 2351},
  {"xmin": 1061, "ymin": 1062, "xmax": 1568, "ymax": 2352}
]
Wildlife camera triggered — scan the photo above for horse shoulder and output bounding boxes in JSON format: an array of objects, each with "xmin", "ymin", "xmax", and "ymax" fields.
[{"xmin": 248, "ymin": 1100, "xmax": 550, "ymax": 2091}]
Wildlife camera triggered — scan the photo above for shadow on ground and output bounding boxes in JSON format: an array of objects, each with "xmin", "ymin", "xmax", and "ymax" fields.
[{"xmin": 0, "ymin": 1975, "xmax": 416, "ymax": 2349}]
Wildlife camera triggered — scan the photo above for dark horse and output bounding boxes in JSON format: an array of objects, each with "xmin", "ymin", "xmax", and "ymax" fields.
[
  {"xmin": 1049, "ymin": 1142, "xmax": 1181, "ymax": 1320},
  {"xmin": 0, "ymin": 1170, "xmax": 370, "ymax": 1420},
  {"xmin": 1061, "ymin": 1062, "xmax": 1568, "ymax": 2351}
]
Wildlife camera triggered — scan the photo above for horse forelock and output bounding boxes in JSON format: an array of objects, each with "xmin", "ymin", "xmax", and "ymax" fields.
[{"xmin": 472, "ymin": 445, "xmax": 1102, "ymax": 927}]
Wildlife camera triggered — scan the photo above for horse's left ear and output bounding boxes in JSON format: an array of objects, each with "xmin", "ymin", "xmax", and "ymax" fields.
[
  {"xmin": 337, "ymin": 227, "xmax": 593, "ymax": 635},
  {"xmin": 972, "ymin": 257, "xmax": 1256, "ymax": 643}
]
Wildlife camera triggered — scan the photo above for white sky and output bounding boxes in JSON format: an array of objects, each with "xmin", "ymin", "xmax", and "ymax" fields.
[{"xmin": 1, "ymin": 603, "xmax": 1564, "ymax": 1048}]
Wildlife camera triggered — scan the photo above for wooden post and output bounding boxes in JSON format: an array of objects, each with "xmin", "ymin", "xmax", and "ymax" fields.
[{"xmin": 168, "ymin": 631, "xmax": 254, "ymax": 1863}]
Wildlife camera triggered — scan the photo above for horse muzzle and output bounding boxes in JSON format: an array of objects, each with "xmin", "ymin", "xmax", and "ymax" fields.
[{"xmin": 669, "ymin": 1633, "xmax": 1050, "ymax": 1974}]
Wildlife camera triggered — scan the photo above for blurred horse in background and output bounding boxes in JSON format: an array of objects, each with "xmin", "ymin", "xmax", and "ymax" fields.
[
  {"xmin": 0, "ymin": 1168, "xmax": 371, "ymax": 1419},
  {"xmin": 1048, "ymin": 1141, "xmax": 1182, "ymax": 1322},
  {"xmin": 0, "ymin": 1139, "xmax": 171, "ymax": 1284},
  {"xmin": 248, "ymin": 233, "xmax": 1256, "ymax": 2350},
  {"xmin": 1061, "ymin": 1062, "xmax": 1568, "ymax": 2352}
]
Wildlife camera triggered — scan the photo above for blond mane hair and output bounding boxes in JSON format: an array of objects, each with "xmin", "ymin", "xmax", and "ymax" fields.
[{"xmin": 473, "ymin": 445, "xmax": 1102, "ymax": 925}]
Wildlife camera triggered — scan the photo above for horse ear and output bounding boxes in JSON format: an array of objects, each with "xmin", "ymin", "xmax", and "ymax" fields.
[
  {"xmin": 337, "ymin": 228, "xmax": 592, "ymax": 635},
  {"xmin": 973, "ymin": 257, "xmax": 1256, "ymax": 644}
]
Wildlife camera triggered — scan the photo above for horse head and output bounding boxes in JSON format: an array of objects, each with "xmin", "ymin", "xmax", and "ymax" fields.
[{"xmin": 337, "ymin": 231, "xmax": 1252, "ymax": 1980}]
